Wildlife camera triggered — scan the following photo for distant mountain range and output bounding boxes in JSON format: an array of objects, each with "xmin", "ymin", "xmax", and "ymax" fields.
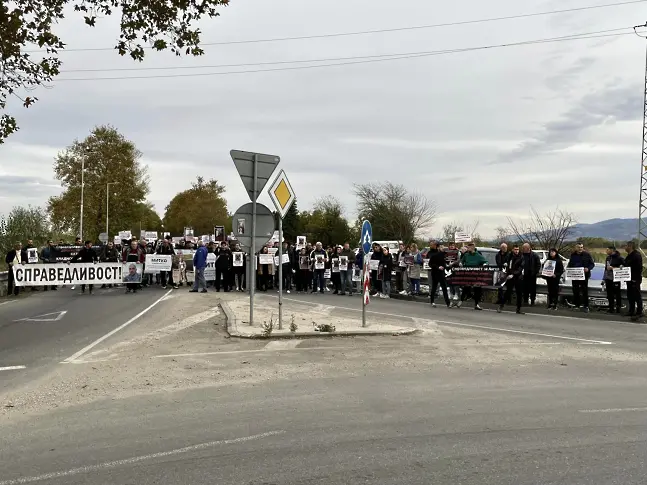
[{"xmin": 570, "ymin": 218, "xmax": 639, "ymax": 241}]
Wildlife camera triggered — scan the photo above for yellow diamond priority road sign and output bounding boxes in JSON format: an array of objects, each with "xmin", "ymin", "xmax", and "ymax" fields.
[{"xmin": 267, "ymin": 169, "xmax": 296, "ymax": 219}]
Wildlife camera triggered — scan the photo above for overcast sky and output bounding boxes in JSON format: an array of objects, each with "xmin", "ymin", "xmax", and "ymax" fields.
[{"xmin": 2, "ymin": 0, "xmax": 646, "ymax": 237}]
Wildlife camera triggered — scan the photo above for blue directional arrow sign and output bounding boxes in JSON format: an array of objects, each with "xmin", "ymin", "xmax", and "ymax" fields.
[{"xmin": 361, "ymin": 220, "xmax": 372, "ymax": 254}]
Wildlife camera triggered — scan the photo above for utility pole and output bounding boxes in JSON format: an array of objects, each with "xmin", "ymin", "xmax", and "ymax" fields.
[
  {"xmin": 634, "ymin": 23, "xmax": 647, "ymax": 251},
  {"xmin": 80, "ymin": 156, "xmax": 85, "ymax": 241},
  {"xmin": 106, "ymin": 182, "xmax": 116, "ymax": 236}
]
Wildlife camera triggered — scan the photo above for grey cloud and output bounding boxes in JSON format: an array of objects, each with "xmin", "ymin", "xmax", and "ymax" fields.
[
  {"xmin": 543, "ymin": 56, "xmax": 595, "ymax": 93},
  {"xmin": 490, "ymin": 83, "xmax": 641, "ymax": 165}
]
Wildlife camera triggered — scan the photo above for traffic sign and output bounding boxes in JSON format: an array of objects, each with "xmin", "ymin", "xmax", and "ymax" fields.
[
  {"xmin": 361, "ymin": 220, "xmax": 372, "ymax": 254},
  {"xmin": 232, "ymin": 203, "xmax": 276, "ymax": 253},
  {"xmin": 267, "ymin": 169, "xmax": 295, "ymax": 219},
  {"xmin": 98, "ymin": 232, "xmax": 108, "ymax": 244},
  {"xmin": 230, "ymin": 150, "xmax": 280, "ymax": 202}
]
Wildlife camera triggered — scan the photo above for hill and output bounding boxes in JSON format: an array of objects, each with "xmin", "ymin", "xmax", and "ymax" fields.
[{"xmin": 571, "ymin": 218, "xmax": 638, "ymax": 241}]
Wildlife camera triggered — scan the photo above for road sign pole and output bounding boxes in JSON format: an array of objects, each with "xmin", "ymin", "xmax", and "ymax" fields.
[
  {"xmin": 250, "ymin": 153, "xmax": 258, "ymax": 327},
  {"xmin": 362, "ymin": 254, "xmax": 368, "ymax": 328},
  {"xmin": 278, "ymin": 217, "xmax": 283, "ymax": 330}
]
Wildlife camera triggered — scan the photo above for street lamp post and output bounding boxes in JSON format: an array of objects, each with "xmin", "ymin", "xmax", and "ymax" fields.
[
  {"xmin": 106, "ymin": 182, "xmax": 117, "ymax": 236},
  {"xmin": 80, "ymin": 157, "xmax": 85, "ymax": 241}
]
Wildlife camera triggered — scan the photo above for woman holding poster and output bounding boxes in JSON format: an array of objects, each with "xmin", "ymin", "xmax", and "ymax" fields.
[{"xmin": 542, "ymin": 248, "xmax": 564, "ymax": 310}]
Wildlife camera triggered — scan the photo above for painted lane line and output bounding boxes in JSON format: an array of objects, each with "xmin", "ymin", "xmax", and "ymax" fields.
[
  {"xmin": 14, "ymin": 311, "xmax": 67, "ymax": 322},
  {"xmin": 578, "ymin": 407, "xmax": 647, "ymax": 413},
  {"xmin": 0, "ymin": 430, "xmax": 285, "ymax": 485},
  {"xmin": 61, "ymin": 289, "xmax": 173, "ymax": 363},
  {"xmin": 0, "ymin": 300, "xmax": 17, "ymax": 307},
  {"xmin": 0, "ymin": 365, "xmax": 26, "ymax": 371},
  {"xmin": 269, "ymin": 296, "xmax": 613, "ymax": 345},
  {"xmin": 153, "ymin": 346, "xmax": 355, "ymax": 358}
]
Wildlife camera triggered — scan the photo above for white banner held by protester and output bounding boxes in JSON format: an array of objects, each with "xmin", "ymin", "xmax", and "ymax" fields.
[
  {"xmin": 565, "ymin": 267, "xmax": 585, "ymax": 281},
  {"xmin": 233, "ymin": 252, "xmax": 244, "ymax": 267},
  {"xmin": 613, "ymin": 267, "xmax": 632, "ymax": 282},
  {"xmin": 118, "ymin": 230, "xmax": 132, "ymax": 240},
  {"xmin": 454, "ymin": 232, "xmax": 472, "ymax": 243},
  {"xmin": 13, "ymin": 262, "xmax": 122, "ymax": 286},
  {"xmin": 340, "ymin": 256, "xmax": 348, "ymax": 271},
  {"xmin": 27, "ymin": 248, "xmax": 38, "ymax": 263},
  {"xmin": 296, "ymin": 236, "xmax": 306, "ymax": 249},
  {"xmin": 205, "ymin": 253, "xmax": 217, "ymax": 280},
  {"xmin": 259, "ymin": 254, "xmax": 273, "ymax": 265},
  {"xmin": 352, "ymin": 268, "xmax": 362, "ymax": 282},
  {"xmin": 541, "ymin": 260, "xmax": 556, "ymax": 278},
  {"xmin": 144, "ymin": 254, "xmax": 172, "ymax": 273}
]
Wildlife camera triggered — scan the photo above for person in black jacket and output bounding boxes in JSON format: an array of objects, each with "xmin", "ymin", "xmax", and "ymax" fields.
[
  {"xmin": 521, "ymin": 243, "xmax": 541, "ymax": 306},
  {"xmin": 567, "ymin": 243, "xmax": 596, "ymax": 313},
  {"xmin": 380, "ymin": 246, "xmax": 394, "ymax": 298},
  {"xmin": 623, "ymin": 241, "xmax": 643, "ymax": 320},
  {"xmin": 428, "ymin": 241, "xmax": 450, "ymax": 308},
  {"xmin": 542, "ymin": 248, "xmax": 565, "ymax": 310},
  {"xmin": 495, "ymin": 243, "xmax": 511, "ymax": 305},
  {"xmin": 70, "ymin": 240, "xmax": 98, "ymax": 294},
  {"xmin": 157, "ymin": 236, "xmax": 178, "ymax": 289},
  {"xmin": 498, "ymin": 245, "xmax": 525, "ymax": 314},
  {"xmin": 100, "ymin": 241, "xmax": 120, "ymax": 289},
  {"xmin": 215, "ymin": 241, "xmax": 232, "ymax": 292},
  {"xmin": 369, "ymin": 243, "xmax": 383, "ymax": 296},
  {"xmin": 603, "ymin": 246, "xmax": 625, "ymax": 314}
]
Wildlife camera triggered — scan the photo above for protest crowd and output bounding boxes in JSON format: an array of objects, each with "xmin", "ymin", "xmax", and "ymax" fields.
[{"xmin": 4, "ymin": 230, "xmax": 644, "ymax": 322}]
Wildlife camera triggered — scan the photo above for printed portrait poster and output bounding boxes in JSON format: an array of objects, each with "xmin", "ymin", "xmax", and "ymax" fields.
[
  {"xmin": 299, "ymin": 256, "xmax": 310, "ymax": 270},
  {"xmin": 324, "ymin": 269, "xmax": 331, "ymax": 279},
  {"xmin": 183, "ymin": 227, "xmax": 195, "ymax": 242},
  {"xmin": 339, "ymin": 256, "xmax": 349, "ymax": 271},
  {"xmin": 404, "ymin": 255, "xmax": 414, "ymax": 266},
  {"xmin": 233, "ymin": 252, "xmax": 244, "ymax": 267},
  {"xmin": 332, "ymin": 258, "xmax": 340, "ymax": 273},
  {"xmin": 314, "ymin": 255, "xmax": 325, "ymax": 270},
  {"xmin": 352, "ymin": 267, "xmax": 362, "ymax": 282},
  {"xmin": 541, "ymin": 260, "xmax": 556, "ymax": 278},
  {"xmin": 422, "ymin": 258, "xmax": 430, "ymax": 271},
  {"xmin": 122, "ymin": 262, "xmax": 143, "ymax": 283},
  {"xmin": 296, "ymin": 236, "xmax": 306, "ymax": 249},
  {"xmin": 237, "ymin": 219, "xmax": 245, "ymax": 235},
  {"xmin": 214, "ymin": 225, "xmax": 225, "ymax": 242},
  {"xmin": 27, "ymin": 247, "xmax": 38, "ymax": 263}
]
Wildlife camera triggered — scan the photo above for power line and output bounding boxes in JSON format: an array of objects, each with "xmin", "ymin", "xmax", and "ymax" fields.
[
  {"xmin": 25, "ymin": 0, "xmax": 647, "ymax": 54},
  {"xmin": 58, "ymin": 27, "xmax": 633, "ymax": 73},
  {"xmin": 52, "ymin": 29, "xmax": 634, "ymax": 82}
]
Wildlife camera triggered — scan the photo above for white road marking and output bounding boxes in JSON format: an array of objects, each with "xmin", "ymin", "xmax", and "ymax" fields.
[
  {"xmin": 61, "ymin": 289, "xmax": 173, "ymax": 363},
  {"xmin": 0, "ymin": 365, "xmax": 26, "ymax": 371},
  {"xmin": 263, "ymin": 340, "xmax": 301, "ymax": 351},
  {"xmin": 0, "ymin": 300, "xmax": 16, "ymax": 307},
  {"xmin": 14, "ymin": 311, "xmax": 67, "ymax": 322},
  {"xmin": 153, "ymin": 346, "xmax": 353, "ymax": 358},
  {"xmin": 0, "ymin": 430, "xmax": 285, "ymax": 485},
  {"xmin": 272, "ymin": 296, "xmax": 613, "ymax": 345},
  {"xmin": 578, "ymin": 407, "xmax": 647, "ymax": 413}
]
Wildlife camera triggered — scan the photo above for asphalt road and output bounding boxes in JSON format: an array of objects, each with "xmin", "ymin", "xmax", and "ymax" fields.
[
  {"xmin": 0, "ymin": 286, "xmax": 171, "ymax": 392},
  {"xmin": 1, "ymin": 363, "xmax": 646, "ymax": 484}
]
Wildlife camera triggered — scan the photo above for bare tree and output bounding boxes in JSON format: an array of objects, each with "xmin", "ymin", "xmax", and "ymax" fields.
[
  {"xmin": 507, "ymin": 207, "xmax": 576, "ymax": 253},
  {"xmin": 440, "ymin": 220, "xmax": 482, "ymax": 244},
  {"xmin": 353, "ymin": 182, "xmax": 436, "ymax": 243},
  {"xmin": 493, "ymin": 226, "xmax": 510, "ymax": 245}
]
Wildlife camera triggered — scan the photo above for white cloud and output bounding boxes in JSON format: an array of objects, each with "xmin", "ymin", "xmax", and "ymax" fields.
[{"xmin": 1, "ymin": 0, "xmax": 645, "ymax": 237}]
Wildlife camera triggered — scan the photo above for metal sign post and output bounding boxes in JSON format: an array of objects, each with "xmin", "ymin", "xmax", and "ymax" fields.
[
  {"xmin": 361, "ymin": 220, "xmax": 372, "ymax": 328},
  {"xmin": 230, "ymin": 150, "xmax": 280, "ymax": 328},
  {"xmin": 267, "ymin": 169, "xmax": 296, "ymax": 331}
]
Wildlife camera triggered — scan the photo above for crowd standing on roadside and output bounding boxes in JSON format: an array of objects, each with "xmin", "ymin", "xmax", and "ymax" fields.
[{"xmin": 3, "ymin": 234, "xmax": 644, "ymax": 322}]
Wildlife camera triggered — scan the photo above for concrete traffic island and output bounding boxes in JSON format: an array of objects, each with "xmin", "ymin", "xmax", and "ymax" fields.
[{"xmin": 219, "ymin": 292, "xmax": 417, "ymax": 339}]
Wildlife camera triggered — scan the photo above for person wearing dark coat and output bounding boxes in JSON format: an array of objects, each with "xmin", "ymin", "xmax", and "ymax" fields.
[
  {"xmin": 70, "ymin": 240, "xmax": 98, "ymax": 294},
  {"xmin": 369, "ymin": 243, "xmax": 383, "ymax": 296},
  {"xmin": 542, "ymin": 248, "xmax": 565, "ymax": 310},
  {"xmin": 215, "ymin": 241, "xmax": 232, "ymax": 292},
  {"xmin": 380, "ymin": 246, "xmax": 394, "ymax": 298},
  {"xmin": 495, "ymin": 243, "xmax": 511, "ymax": 305},
  {"xmin": 623, "ymin": 241, "xmax": 643, "ymax": 321},
  {"xmin": 603, "ymin": 246, "xmax": 625, "ymax": 314},
  {"xmin": 567, "ymin": 243, "xmax": 596, "ymax": 312},
  {"xmin": 498, "ymin": 245, "xmax": 525, "ymax": 314},
  {"xmin": 521, "ymin": 243, "xmax": 542, "ymax": 306},
  {"xmin": 428, "ymin": 241, "xmax": 450, "ymax": 308}
]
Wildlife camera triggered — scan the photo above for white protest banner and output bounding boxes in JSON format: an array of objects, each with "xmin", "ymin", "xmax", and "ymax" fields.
[
  {"xmin": 13, "ymin": 262, "xmax": 123, "ymax": 287},
  {"xmin": 541, "ymin": 260, "xmax": 556, "ymax": 277},
  {"xmin": 233, "ymin": 252, "xmax": 244, "ymax": 267},
  {"xmin": 201, "ymin": 235, "xmax": 210, "ymax": 243},
  {"xmin": 454, "ymin": 232, "xmax": 472, "ymax": 243},
  {"xmin": 163, "ymin": 232, "xmax": 171, "ymax": 238},
  {"xmin": 122, "ymin": 263, "xmax": 144, "ymax": 283},
  {"xmin": 613, "ymin": 267, "xmax": 632, "ymax": 282},
  {"xmin": 352, "ymin": 268, "xmax": 362, "ymax": 282},
  {"xmin": 143, "ymin": 231, "xmax": 158, "ymax": 242},
  {"xmin": 118, "ymin": 230, "xmax": 132, "ymax": 240},
  {"xmin": 144, "ymin": 254, "xmax": 172, "ymax": 273},
  {"xmin": 273, "ymin": 255, "xmax": 280, "ymax": 267},
  {"xmin": 565, "ymin": 267, "xmax": 585, "ymax": 281},
  {"xmin": 324, "ymin": 269, "xmax": 331, "ymax": 279},
  {"xmin": 332, "ymin": 258, "xmax": 340, "ymax": 273},
  {"xmin": 27, "ymin": 248, "xmax": 38, "ymax": 263},
  {"xmin": 205, "ymin": 253, "xmax": 217, "ymax": 280},
  {"xmin": 259, "ymin": 254, "xmax": 273, "ymax": 265},
  {"xmin": 369, "ymin": 259, "xmax": 379, "ymax": 271},
  {"xmin": 268, "ymin": 247, "xmax": 278, "ymax": 256},
  {"xmin": 113, "ymin": 236, "xmax": 121, "ymax": 245},
  {"xmin": 296, "ymin": 236, "xmax": 306, "ymax": 249},
  {"xmin": 314, "ymin": 255, "xmax": 325, "ymax": 270},
  {"xmin": 422, "ymin": 259, "xmax": 430, "ymax": 271},
  {"xmin": 184, "ymin": 227, "xmax": 195, "ymax": 242},
  {"xmin": 281, "ymin": 253, "xmax": 289, "ymax": 264},
  {"xmin": 340, "ymin": 256, "xmax": 349, "ymax": 271}
]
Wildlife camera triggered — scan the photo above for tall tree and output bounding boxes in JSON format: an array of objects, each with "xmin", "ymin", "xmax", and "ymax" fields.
[
  {"xmin": 272, "ymin": 199, "xmax": 302, "ymax": 243},
  {"xmin": 353, "ymin": 182, "xmax": 436, "ymax": 243},
  {"xmin": 507, "ymin": 207, "xmax": 577, "ymax": 253},
  {"xmin": 47, "ymin": 125, "xmax": 150, "ymax": 242},
  {"xmin": 1, "ymin": 0, "xmax": 229, "ymax": 143},
  {"xmin": 0, "ymin": 205, "xmax": 52, "ymax": 255},
  {"xmin": 131, "ymin": 202, "xmax": 163, "ymax": 236},
  {"xmin": 301, "ymin": 197, "xmax": 352, "ymax": 247},
  {"xmin": 163, "ymin": 176, "xmax": 228, "ymax": 236}
]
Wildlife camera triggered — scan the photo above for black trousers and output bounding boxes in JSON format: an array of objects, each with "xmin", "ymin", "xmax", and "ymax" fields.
[
  {"xmin": 626, "ymin": 281, "xmax": 643, "ymax": 315},
  {"xmin": 215, "ymin": 268, "xmax": 229, "ymax": 291},
  {"xmin": 160, "ymin": 270, "xmax": 175, "ymax": 287},
  {"xmin": 430, "ymin": 271, "xmax": 450, "ymax": 306},
  {"xmin": 522, "ymin": 277, "xmax": 537, "ymax": 304},
  {"xmin": 546, "ymin": 278, "xmax": 560, "ymax": 307},
  {"xmin": 80, "ymin": 284, "xmax": 94, "ymax": 292},
  {"xmin": 461, "ymin": 286, "xmax": 482, "ymax": 304},
  {"xmin": 370, "ymin": 270, "xmax": 382, "ymax": 293},
  {"xmin": 7, "ymin": 268, "xmax": 20, "ymax": 296},
  {"xmin": 572, "ymin": 280, "xmax": 589, "ymax": 308},
  {"xmin": 605, "ymin": 280, "xmax": 621, "ymax": 311},
  {"xmin": 312, "ymin": 269, "xmax": 325, "ymax": 293},
  {"xmin": 503, "ymin": 278, "xmax": 523, "ymax": 310}
]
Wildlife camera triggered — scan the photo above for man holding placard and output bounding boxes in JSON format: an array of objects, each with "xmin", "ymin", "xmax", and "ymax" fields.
[
  {"xmin": 603, "ymin": 246, "xmax": 625, "ymax": 314},
  {"xmin": 623, "ymin": 241, "xmax": 643, "ymax": 321},
  {"xmin": 566, "ymin": 243, "xmax": 595, "ymax": 313}
]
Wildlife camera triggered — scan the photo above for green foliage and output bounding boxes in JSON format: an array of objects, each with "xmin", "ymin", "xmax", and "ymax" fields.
[
  {"xmin": 273, "ymin": 199, "xmax": 302, "ymax": 243},
  {"xmin": 163, "ymin": 176, "xmax": 228, "ymax": 236},
  {"xmin": 47, "ymin": 125, "xmax": 150, "ymax": 242},
  {"xmin": 300, "ymin": 197, "xmax": 352, "ymax": 247},
  {"xmin": 0, "ymin": 0, "xmax": 229, "ymax": 143},
  {"xmin": 0, "ymin": 205, "xmax": 52, "ymax": 256}
]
